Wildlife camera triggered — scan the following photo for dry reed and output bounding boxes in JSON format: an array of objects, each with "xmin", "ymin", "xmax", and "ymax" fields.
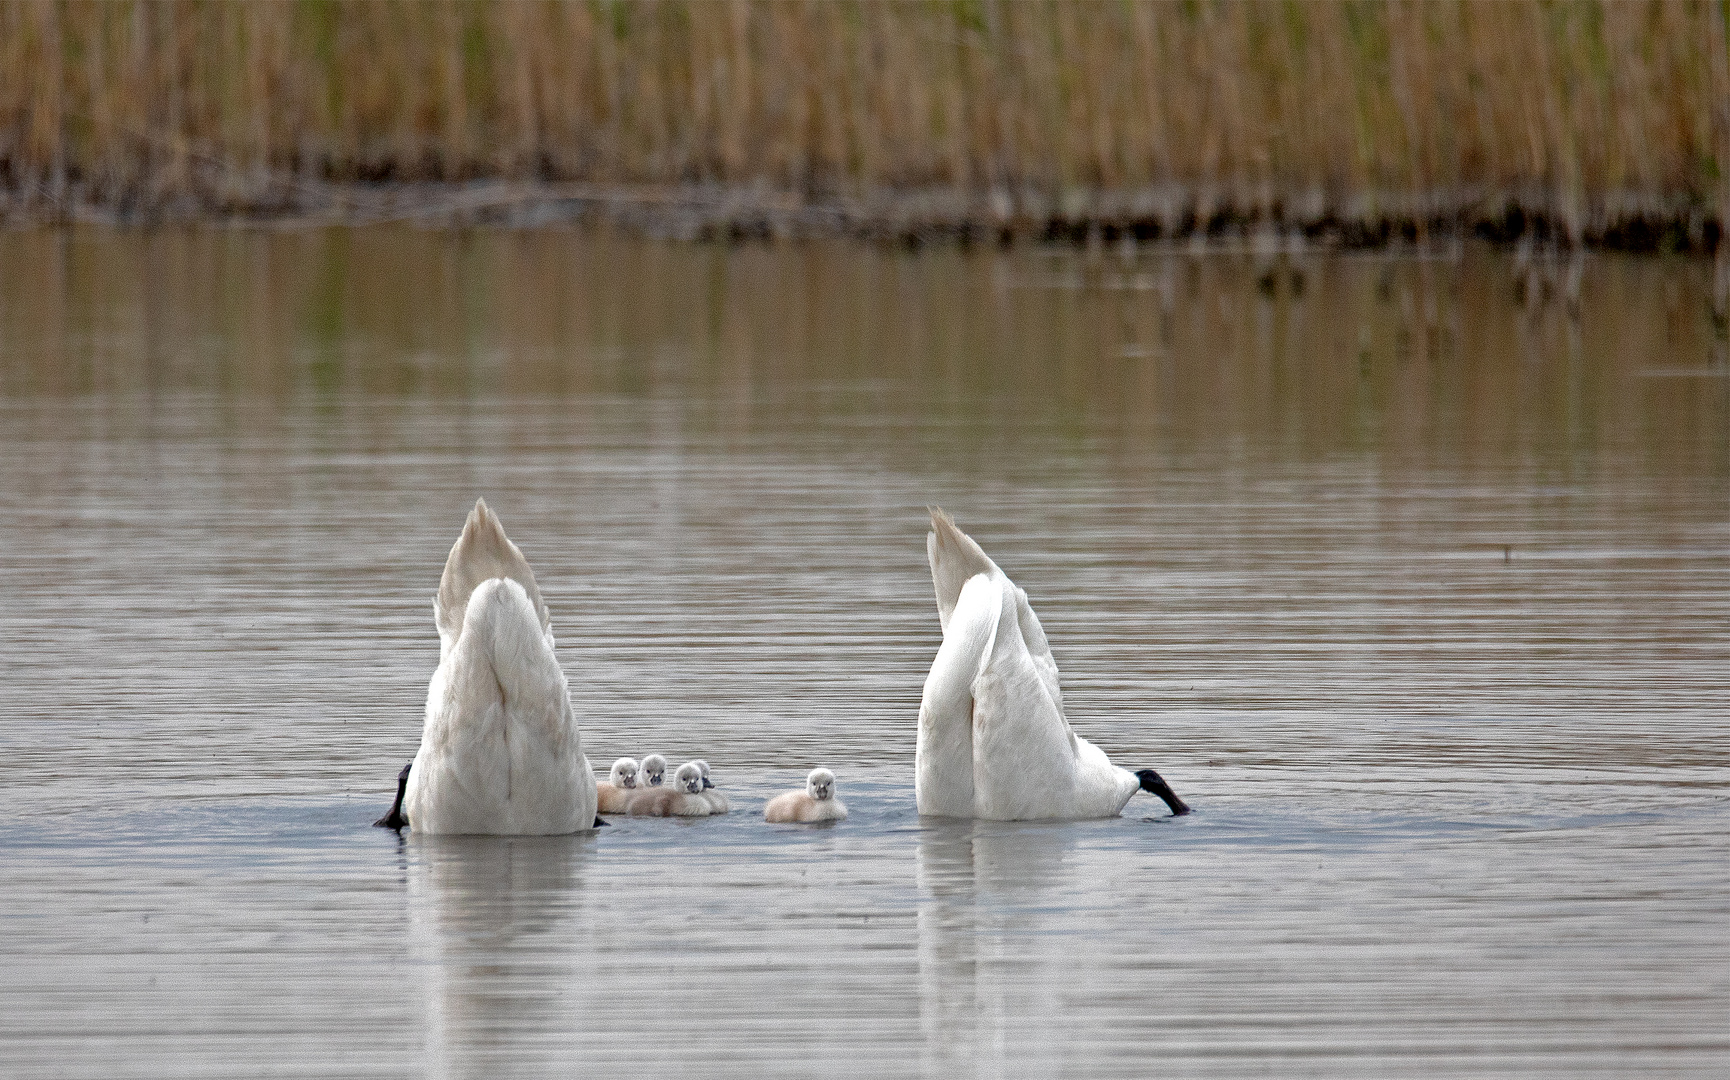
[{"xmin": 0, "ymin": 1, "xmax": 1725, "ymax": 246}]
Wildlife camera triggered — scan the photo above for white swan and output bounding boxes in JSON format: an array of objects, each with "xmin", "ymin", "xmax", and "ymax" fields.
[
  {"xmin": 638, "ymin": 753, "xmax": 668, "ymax": 787},
  {"xmin": 690, "ymin": 759, "xmax": 731, "ymax": 814},
  {"xmin": 917, "ymin": 508, "xmax": 1190, "ymax": 821},
  {"xmin": 622, "ymin": 761, "xmax": 713, "ymax": 817},
  {"xmin": 764, "ymin": 768, "xmax": 848, "ymax": 823},
  {"xmin": 374, "ymin": 499, "xmax": 599, "ymax": 835},
  {"xmin": 596, "ymin": 757, "xmax": 640, "ymax": 814}
]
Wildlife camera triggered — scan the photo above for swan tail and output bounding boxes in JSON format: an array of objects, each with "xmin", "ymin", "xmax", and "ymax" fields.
[
  {"xmin": 436, "ymin": 499, "xmax": 551, "ymax": 650},
  {"xmin": 927, "ymin": 507, "xmax": 1000, "ymax": 631}
]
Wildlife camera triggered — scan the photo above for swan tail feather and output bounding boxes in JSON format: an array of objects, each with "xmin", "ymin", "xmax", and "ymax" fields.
[
  {"xmin": 927, "ymin": 507, "xmax": 1000, "ymax": 631},
  {"xmin": 436, "ymin": 499, "xmax": 551, "ymax": 648}
]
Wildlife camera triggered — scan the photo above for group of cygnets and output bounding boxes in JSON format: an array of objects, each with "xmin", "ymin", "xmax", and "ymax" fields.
[
  {"xmin": 374, "ymin": 499, "xmax": 1186, "ymax": 836},
  {"xmin": 587, "ymin": 754, "xmax": 846, "ymax": 824}
]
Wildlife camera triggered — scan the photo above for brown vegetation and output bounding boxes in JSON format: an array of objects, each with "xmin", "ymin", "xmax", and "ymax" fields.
[{"xmin": 0, "ymin": 1, "xmax": 1725, "ymax": 247}]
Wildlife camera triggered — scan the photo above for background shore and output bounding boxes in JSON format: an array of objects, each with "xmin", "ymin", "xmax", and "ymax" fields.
[{"xmin": 1, "ymin": 1, "xmax": 1726, "ymax": 252}]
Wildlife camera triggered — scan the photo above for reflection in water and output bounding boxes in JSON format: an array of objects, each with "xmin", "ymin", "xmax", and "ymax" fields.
[
  {"xmin": 408, "ymin": 835, "xmax": 594, "ymax": 1077},
  {"xmin": 917, "ymin": 819, "xmax": 1076, "ymax": 1076},
  {"xmin": 0, "ymin": 229, "xmax": 1724, "ymax": 1078}
]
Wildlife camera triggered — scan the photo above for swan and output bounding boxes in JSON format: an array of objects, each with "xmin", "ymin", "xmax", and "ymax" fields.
[
  {"xmin": 596, "ymin": 757, "xmax": 641, "ymax": 814},
  {"xmin": 764, "ymin": 768, "xmax": 848, "ymax": 823},
  {"xmin": 917, "ymin": 508, "xmax": 1190, "ymax": 821},
  {"xmin": 639, "ymin": 753, "xmax": 668, "ymax": 787},
  {"xmin": 622, "ymin": 761, "xmax": 713, "ymax": 817},
  {"xmin": 372, "ymin": 499, "xmax": 599, "ymax": 835},
  {"xmin": 690, "ymin": 759, "xmax": 731, "ymax": 814}
]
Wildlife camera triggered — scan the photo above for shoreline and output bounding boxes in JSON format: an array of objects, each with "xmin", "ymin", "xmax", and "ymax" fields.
[{"xmin": 1, "ymin": 180, "xmax": 1721, "ymax": 256}]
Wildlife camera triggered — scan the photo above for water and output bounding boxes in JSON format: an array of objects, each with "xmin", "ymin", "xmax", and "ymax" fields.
[{"xmin": 1, "ymin": 228, "xmax": 1726, "ymax": 1077}]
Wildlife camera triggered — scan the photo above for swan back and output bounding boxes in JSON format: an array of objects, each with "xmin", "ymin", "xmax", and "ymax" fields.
[
  {"xmin": 407, "ymin": 574, "xmax": 597, "ymax": 834},
  {"xmin": 435, "ymin": 499, "xmax": 551, "ymax": 659}
]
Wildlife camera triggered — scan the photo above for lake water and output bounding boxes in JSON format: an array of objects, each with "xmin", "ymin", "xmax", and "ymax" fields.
[{"xmin": 1, "ymin": 228, "xmax": 1726, "ymax": 1078}]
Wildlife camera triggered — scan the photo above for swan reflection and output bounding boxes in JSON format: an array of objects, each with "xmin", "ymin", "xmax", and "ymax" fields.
[
  {"xmin": 407, "ymin": 834, "xmax": 596, "ymax": 1077},
  {"xmin": 916, "ymin": 819, "xmax": 1075, "ymax": 1074}
]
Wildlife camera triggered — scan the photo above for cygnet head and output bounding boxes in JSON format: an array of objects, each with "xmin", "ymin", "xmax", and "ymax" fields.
[
  {"xmin": 691, "ymin": 759, "xmax": 716, "ymax": 790},
  {"xmin": 807, "ymin": 768, "xmax": 836, "ymax": 801},
  {"xmin": 674, "ymin": 761, "xmax": 705, "ymax": 795},
  {"xmin": 640, "ymin": 754, "xmax": 667, "ymax": 786},
  {"xmin": 608, "ymin": 757, "xmax": 640, "ymax": 789}
]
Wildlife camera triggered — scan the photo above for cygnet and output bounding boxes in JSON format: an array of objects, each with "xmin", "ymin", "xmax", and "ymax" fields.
[
  {"xmin": 690, "ymin": 759, "xmax": 731, "ymax": 814},
  {"xmin": 764, "ymin": 768, "xmax": 848, "ymax": 823},
  {"xmin": 596, "ymin": 757, "xmax": 640, "ymax": 814},
  {"xmin": 639, "ymin": 753, "xmax": 668, "ymax": 787},
  {"xmin": 623, "ymin": 761, "xmax": 713, "ymax": 817}
]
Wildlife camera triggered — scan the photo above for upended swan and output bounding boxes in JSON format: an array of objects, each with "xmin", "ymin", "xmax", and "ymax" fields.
[
  {"xmin": 596, "ymin": 757, "xmax": 641, "ymax": 814},
  {"xmin": 373, "ymin": 499, "xmax": 599, "ymax": 835},
  {"xmin": 764, "ymin": 768, "xmax": 848, "ymax": 823},
  {"xmin": 917, "ymin": 509, "xmax": 1190, "ymax": 821}
]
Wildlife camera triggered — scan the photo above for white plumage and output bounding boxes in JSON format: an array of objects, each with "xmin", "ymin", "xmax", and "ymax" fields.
[
  {"xmin": 764, "ymin": 768, "xmax": 848, "ymax": 823},
  {"xmin": 916, "ymin": 508, "xmax": 1188, "ymax": 821},
  {"xmin": 638, "ymin": 753, "xmax": 668, "ymax": 787},
  {"xmin": 596, "ymin": 757, "xmax": 640, "ymax": 814},
  {"xmin": 622, "ymin": 760, "xmax": 714, "ymax": 817},
  {"xmin": 690, "ymin": 759, "xmax": 731, "ymax": 814},
  {"xmin": 399, "ymin": 499, "xmax": 598, "ymax": 835}
]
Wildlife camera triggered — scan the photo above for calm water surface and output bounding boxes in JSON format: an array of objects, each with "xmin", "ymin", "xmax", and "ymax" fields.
[{"xmin": 1, "ymin": 229, "xmax": 1726, "ymax": 1077}]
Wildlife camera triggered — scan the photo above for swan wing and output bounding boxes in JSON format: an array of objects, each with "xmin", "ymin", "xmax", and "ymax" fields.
[
  {"xmin": 435, "ymin": 499, "xmax": 551, "ymax": 658},
  {"xmin": 916, "ymin": 571, "xmax": 999, "ymax": 816},
  {"xmin": 969, "ymin": 578, "xmax": 1086, "ymax": 819},
  {"xmin": 1010, "ymin": 584, "xmax": 1071, "ymax": 731}
]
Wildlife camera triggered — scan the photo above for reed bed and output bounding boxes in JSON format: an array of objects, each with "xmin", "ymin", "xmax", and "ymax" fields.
[{"xmin": 0, "ymin": 1, "xmax": 1725, "ymax": 247}]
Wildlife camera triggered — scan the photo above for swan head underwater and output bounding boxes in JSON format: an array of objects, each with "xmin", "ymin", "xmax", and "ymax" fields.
[
  {"xmin": 674, "ymin": 761, "xmax": 706, "ymax": 795},
  {"xmin": 1134, "ymin": 769, "xmax": 1190, "ymax": 816},
  {"xmin": 806, "ymin": 768, "xmax": 836, "ymax": 801},
  {"xmin": 608, "ymin": 758, "xmax": 640, "ymax": 790},
  {"xmin": 640, "ymin": 754, "xmax": 668, "ymax": 787}
]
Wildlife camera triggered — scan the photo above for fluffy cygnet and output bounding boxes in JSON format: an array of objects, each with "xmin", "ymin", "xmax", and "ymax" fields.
[
  {"xmin": 690, "ymin": 759, "xmax": 730, "ymax": 814},
  {"xmin": 639, "ymin": 753, "xmax": 668, "ymax": 787},
  {"xmin": 764, "ymin": 768, "xmax": 848, "ymax": 823},
  {"xmin": 596, "ymin": 757, "xmax": 640, "ymax": 814},
  {"xmin": 622, "ymin": 761, "xmax": 713, "ymax": 817}
]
